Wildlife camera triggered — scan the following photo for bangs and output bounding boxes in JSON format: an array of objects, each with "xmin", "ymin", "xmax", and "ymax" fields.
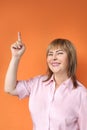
[{"xmin": 47, "ymin": 41, "xmax": 68, "ymax": 55}]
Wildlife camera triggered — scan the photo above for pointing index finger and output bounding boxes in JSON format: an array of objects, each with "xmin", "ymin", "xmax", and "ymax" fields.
[{"xmin": 18, "ymin": 32, "xmax": 22, "ymax": 42}]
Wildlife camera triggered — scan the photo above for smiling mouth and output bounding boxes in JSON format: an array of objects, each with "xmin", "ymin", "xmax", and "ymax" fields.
[{"xmin": 51, "ymin": 62, "xmax": 61, "ymax": 67}]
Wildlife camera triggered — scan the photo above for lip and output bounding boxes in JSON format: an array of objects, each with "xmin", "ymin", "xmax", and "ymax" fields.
[{"xmin": 51, "ymin": 62, "xmax": 61, "ymax": 67}]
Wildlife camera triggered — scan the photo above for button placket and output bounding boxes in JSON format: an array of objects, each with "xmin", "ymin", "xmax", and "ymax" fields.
[
  {"xmin": 49, "ymin": 82, "xmax": 56, "ymax": 102},
  {"xmin": 47, "ymin": 82, "xmax": 56, "ymax": 130}
]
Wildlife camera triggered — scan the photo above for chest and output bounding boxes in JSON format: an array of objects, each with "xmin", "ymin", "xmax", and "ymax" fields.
[{"xmin": 29, "ymin": 84, "xmax": 78, "ymax": 119}]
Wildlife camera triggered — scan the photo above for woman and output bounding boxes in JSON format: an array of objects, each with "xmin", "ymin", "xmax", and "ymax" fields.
[{"xmin": 4, "ymin": 32, "xmax": 87, "ymax": 130}]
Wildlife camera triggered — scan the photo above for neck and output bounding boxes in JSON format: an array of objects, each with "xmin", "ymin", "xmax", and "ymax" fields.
[{"xmin": 54, "ymin": 72, "xmax": 69, "ymax": 87}]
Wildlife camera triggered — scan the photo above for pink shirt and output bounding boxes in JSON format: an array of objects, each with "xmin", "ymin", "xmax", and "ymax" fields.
[{"xmin": 16, "ymin": 75, "xmax": 87, "ymax": 130}]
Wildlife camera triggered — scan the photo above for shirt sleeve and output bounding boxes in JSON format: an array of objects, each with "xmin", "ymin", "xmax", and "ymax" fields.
[
  {"xmin": 78, "ymin": 90, "xmax": 87, "ymax": 130},
  {"xmin": 16, "ymin": 78, "xmax": 34, "ymax": 99}
]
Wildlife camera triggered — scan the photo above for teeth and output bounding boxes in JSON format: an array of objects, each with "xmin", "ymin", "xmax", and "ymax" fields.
[{"xmin": 51, "ymin": 63, "xmax": 60, "ymax": 66}]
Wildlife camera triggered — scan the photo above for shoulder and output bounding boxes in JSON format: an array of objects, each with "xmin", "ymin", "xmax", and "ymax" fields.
[
  {"xmin": 71, "ymin": 80, "xmax": 87, "ymax": 98},
  {"xmin": 75, "ymin": 81, "xmax": 87, "ymax": 99},
  {"xmin": 70, "ymin": 81, "xmax": 87, "ymax": 108},
  {"xmin": 77, "ymin": 82, "xmax": 87, "ymax": 111},
  {"xmin": 28, "ymin": 75, "xmax": 48, "ymax": 84},
  {"xmin": 77, "ymin": 81, "xmax": 87, "ymax": 93}
]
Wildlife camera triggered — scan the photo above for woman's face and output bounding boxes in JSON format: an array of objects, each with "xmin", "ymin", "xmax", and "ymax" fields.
[{"xmin": 47, "ymin": 46, "xmax": 69, "ymax": 75}]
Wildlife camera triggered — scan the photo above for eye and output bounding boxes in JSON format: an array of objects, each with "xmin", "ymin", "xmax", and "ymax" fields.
[
  {"xmin": 48, "ymin": 53, "xmax": 53, "ymax": 56},
  {"xmin": 57, "ymin": 52, "xmax": 64, "ymax": 55}
]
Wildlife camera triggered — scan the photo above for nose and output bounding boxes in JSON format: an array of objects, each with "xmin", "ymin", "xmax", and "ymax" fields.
[{"xmin": 53, "ymin": 53, "xmax": 57, "ymax": 60}]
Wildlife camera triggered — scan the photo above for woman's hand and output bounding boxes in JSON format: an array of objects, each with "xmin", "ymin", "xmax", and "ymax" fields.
[{"xmin": 11, "ymin": 32, "xmax": 26, "ymax": 58}]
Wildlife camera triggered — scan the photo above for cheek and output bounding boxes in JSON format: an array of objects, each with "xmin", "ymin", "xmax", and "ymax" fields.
[
  {"xmin": 46, "ymin": 57, "xmax": 51, "ymax": 63},
  {"xmin": 61, "ymin": 55, "xmax": 68, "ymax": 65},
  {"xmin": 46, "ymin": 58, "xmax": 52, "ymax": 68},
  {"xmin": 64, "ymin": 57, "xmax": 69, "ymax": 66}
]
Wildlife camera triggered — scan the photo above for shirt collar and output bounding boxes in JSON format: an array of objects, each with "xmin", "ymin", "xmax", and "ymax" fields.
[
  {"xmin": 45, "ymin": 74, "xmax": 54, "ymax": 85},
  {"xmin": 45, "ymin": 74, "xmax": 74, "ymax": 90}
]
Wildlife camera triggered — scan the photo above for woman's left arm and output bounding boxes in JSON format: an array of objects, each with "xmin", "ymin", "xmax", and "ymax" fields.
[{"xmin": 78, "ymin": 91, "xmax": 87, "ymax": 130}]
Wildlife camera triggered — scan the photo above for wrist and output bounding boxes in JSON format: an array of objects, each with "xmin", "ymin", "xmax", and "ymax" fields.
[{"xmin": 11, "ymin": 55, "xmax": 21, "ymax": 62}]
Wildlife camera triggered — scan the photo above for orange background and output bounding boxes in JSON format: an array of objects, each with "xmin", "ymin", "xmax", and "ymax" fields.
[{"xmin": 0, "ymin": 0, "xmax": 87, "ymax": 130}]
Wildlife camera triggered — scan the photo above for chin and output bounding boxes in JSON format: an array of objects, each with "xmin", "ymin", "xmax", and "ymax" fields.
[{"xmin": 52, "ymin": 70, "xmax": 60, "ymax": 74}]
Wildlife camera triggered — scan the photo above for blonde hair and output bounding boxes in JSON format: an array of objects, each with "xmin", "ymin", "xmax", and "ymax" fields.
[{"xmin": 45, "ymin": 38, "xmax": 78, "ymax": 88}]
